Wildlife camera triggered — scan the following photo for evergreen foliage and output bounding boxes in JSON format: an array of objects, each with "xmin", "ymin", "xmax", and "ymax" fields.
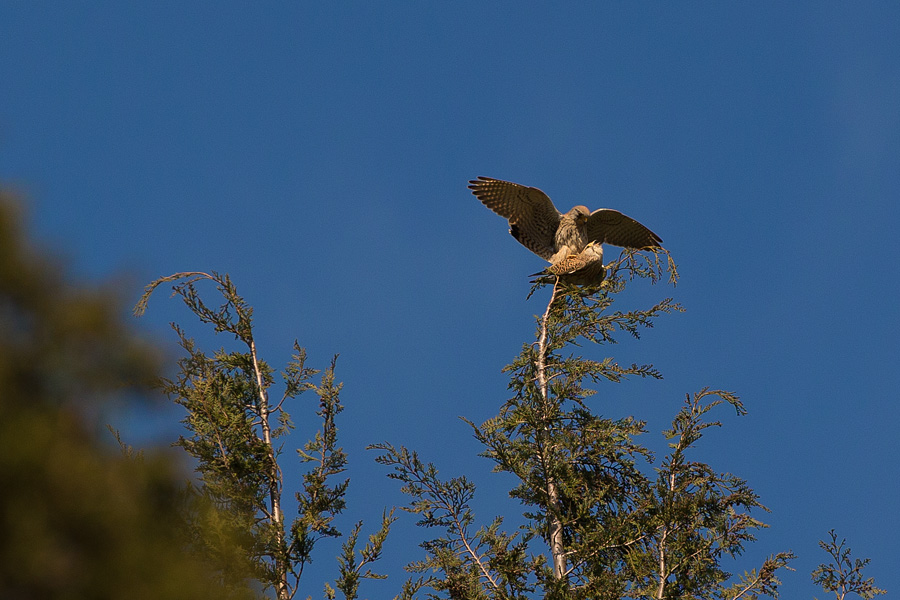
[
  {"xmin": 2, "ymin": 186, "xmax": 885, "ymax": 599},
  {"xmin": 136, "ymin": 271, "xmax": 392, "ymax": 600},
  {"xmin": 371, "ymin": 249, "xmax": 848, "ymax": 599},
  {"xmin": 811, "ymin": 531, "xmax": 886, "ymax": 600},
  {"xmin": 0, "ymin": 192, "xmax": 250, "ymax": 599}
]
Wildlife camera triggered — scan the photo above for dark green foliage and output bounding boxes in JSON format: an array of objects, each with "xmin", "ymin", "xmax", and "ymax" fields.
[
  {"xmin": 325, "ymin": 511, "xmax": 396, "ymax": 600},
  {"xmin": 372, "ymin": 443, "xmax": 539, "ymax": 600},
  {"xmin": 295, "ymin": 356, "xmax": 350, "ymax": 553},
  {"xmin": 628, "ymin": 390, "xmax": 796, "ymax": 599},
  {"xmin": 811, "ymin": 531, "xmax": 885, "ymax": 600},
  {"xmin": 137, "ymin": 271, "xmax": 391, "ymax": 599},
  {"xmin": 137, "ymin": 273, "xmax": 296, "ymax": 594},
  {"xmin": 0, "ymin": 191, "xmax": 249, "ymax": 599},
  {"xmin": 376, "ymin": 249, "xmax": 813, "ymax": 599},
  {"xmin": 4, "ymin": 180, "xmax": 886, "ymax": 600}
]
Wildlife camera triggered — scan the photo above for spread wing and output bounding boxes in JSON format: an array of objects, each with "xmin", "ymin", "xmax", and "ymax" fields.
[
  {"xmin": 585, "ymin": 209, "xmax": 662, "ymax": 249},
  {"xmin": 468, "ymin": 176, "xmax": 561, "ymax": 260}
]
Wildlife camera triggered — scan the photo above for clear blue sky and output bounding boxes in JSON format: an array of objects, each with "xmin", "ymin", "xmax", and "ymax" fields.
[{"xmin": 2, "ymin": 3, "xmax": 898, "ymax": 597}]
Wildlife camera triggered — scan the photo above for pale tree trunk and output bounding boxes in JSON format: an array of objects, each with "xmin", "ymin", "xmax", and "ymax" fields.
[
  {"xmin": 536, "ymin": 282, "xmax": 567, "ymax": 582},
  {"xmin": 655, "ymin": 464, "xmax": 676, "ymax": 599},
  {"xmin": 250, "ymin": 338, "xmax": 290, "ymax": 600}
]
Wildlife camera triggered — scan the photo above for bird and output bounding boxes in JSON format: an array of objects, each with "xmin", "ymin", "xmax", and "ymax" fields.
[
  {"xmin": 468, "ymin": 176, "xmax": 662, "ymax": 265},
  {"xmin": 530, "ymin": 242, "xmax": 607, "ymax": 286}
]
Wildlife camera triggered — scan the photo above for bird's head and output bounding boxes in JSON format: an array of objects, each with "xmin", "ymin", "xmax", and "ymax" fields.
[
  {"xmin": 584, "ymin": 241, "xmax": 603, "ymax": 257},
  {"xmin": 569, "ymin": 205, "xmax": 590, "ymax": 224}
]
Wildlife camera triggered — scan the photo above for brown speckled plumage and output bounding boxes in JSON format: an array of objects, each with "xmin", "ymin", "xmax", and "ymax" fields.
[
  {"xmin": 469, "ymin": 176, "xmax": 661, "ymax": 266},
  {"xmin": 531, "ymin": 242, "xmax": 606, "ymax": 286}
]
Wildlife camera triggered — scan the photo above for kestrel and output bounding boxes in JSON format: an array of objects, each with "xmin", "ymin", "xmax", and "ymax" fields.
[
  {"xmin": 469, "ymin": 176, "xmax": 662, "ymax": 265},
  {"xmin": 530, "ymin": 242, "xmax": 606, "ymax": 286}
]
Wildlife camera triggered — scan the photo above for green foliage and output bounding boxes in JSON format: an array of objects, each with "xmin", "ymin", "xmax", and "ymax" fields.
[
  {"xmin": 376, "ymin": 249, "xmax": 811, "ymax": 599},
  {"xmin": 372, "ymin": 443, "xmax": 539, "ymax": 599},
  {"xmin": 3, "ymin": 186, "xmax": 885, "ymax": 600},
  {"xmin": 0, "ymin": 191, "xmax": 249, "ymax": 599},
  {"xmin": 295, "ymin": 356, "xmax": 350, "ymax": 553},
  {"xmin": 5, "ymin": 172, "xmax": 887, "ymax": 600},
  {"xmin": 137, "ymin": 271, "xmax": 391, "ymax": 599},
  {"xmin": 628, "ymin": 390, "xmax": 792, "ymax": 599},
  {"xmin": 811, "ymin": 531, "xmax": 885, "ymax": 600},
  {"xmin": 722, "ymin": 553, "xmax": 796, "ymax": 600},
  {"xmin": 326, "ymin": 511, "xmax": 396, "ymax": 600}
]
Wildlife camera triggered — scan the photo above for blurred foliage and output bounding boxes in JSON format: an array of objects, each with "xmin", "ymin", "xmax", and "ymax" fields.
[{"xmin": 0, "ymin": 190, "xmax": 253, "ymax": 599}]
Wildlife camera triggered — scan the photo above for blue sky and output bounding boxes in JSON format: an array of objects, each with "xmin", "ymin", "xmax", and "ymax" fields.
[{"xmin": 2, "ymin": 3, "xmax": 898, "ymax": 597}]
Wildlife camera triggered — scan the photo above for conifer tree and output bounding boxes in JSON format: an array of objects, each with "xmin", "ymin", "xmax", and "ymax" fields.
[
  {"xmin": 132, "ymin": 243, "xmax": 884, "ymax": 600},
  {"xmin": 811, "ymin": 531, "xmax": 885, "ymax": 600},
  {"xmin": 4, "ymin": 185, "xmax": 884, "ymax": 599},
  {"xmin": 136, "ymin": 272, "xmax": 393, "ymax": 600},
  {"xmin": 374, "ymin": 250, "xmax": 802, "ymax": 599}
]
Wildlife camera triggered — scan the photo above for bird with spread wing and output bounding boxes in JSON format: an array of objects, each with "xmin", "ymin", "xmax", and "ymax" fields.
[{"xmin": 468, "ymin": 177, "xmax": 662, "ymax": 272}]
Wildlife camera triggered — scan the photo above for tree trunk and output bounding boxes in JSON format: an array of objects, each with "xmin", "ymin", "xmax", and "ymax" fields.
[{"xmin": 537, "ymin": 282, "xmax": 567, "ymax": 581}]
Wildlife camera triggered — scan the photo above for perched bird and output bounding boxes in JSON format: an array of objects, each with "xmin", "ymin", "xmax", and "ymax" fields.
[
  {"xmin": 469, "ymin": 176, "xmax": 662, "ymax": 265},
  {"xmin": 530, "ymin": 242, "xmax": 606, "ymax": 286}
]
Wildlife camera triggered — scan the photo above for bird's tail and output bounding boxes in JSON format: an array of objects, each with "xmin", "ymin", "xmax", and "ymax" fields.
[{"xmin": 528, "ymin": 272, "xmax": 555, "ymax": 285}]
